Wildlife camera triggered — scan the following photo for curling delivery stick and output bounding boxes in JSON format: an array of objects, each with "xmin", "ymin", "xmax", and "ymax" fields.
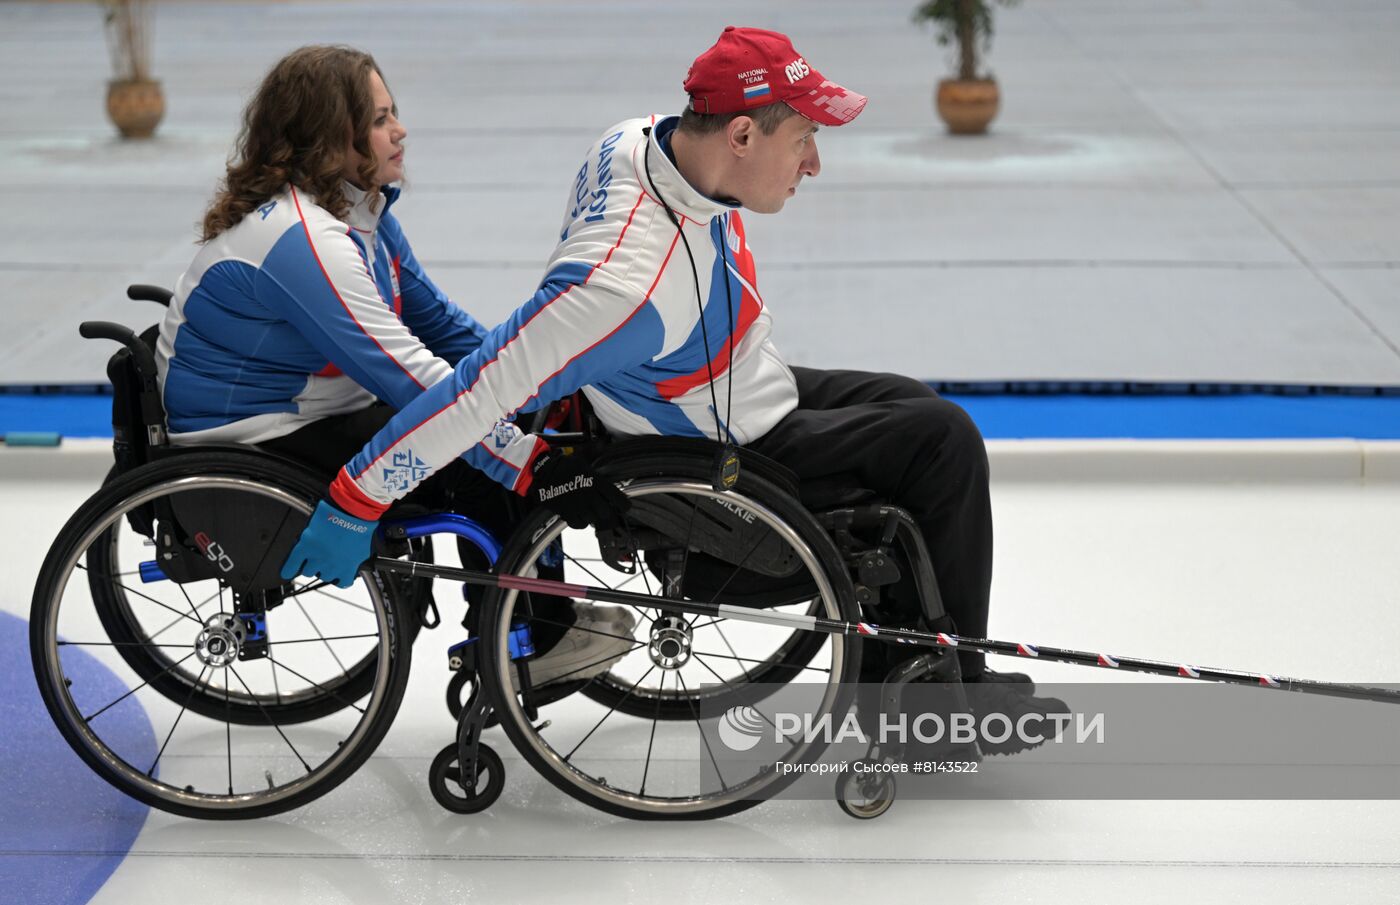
[{"xmin": 372, "ymin": 556, "xmax": 1400, "ymax": 707}]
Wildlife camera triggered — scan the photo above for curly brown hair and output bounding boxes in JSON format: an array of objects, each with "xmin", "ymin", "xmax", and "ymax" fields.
[{"xmin": 201, "ymin": 45, "xmax": 387, "ymax": 242}]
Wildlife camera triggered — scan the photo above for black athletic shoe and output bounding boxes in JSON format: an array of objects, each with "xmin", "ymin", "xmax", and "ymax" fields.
[{"xmin": 964, "ymin": 681, "xmax": 1070, "ymax": 756}]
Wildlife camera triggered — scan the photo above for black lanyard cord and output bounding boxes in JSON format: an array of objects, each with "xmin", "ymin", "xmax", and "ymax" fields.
[
  {"xmin": 717, "ymin": 231, "xmax": 737, "ymax": 445},
  {"xmin": 643, "ymin": 138, "xmax": 736, "ymax": 446}
]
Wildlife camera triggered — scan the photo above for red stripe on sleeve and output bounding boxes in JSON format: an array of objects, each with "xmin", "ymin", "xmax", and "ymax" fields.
[{"xmin": 329, "ymin": 468, "xmax": 391, "ymax": 520}]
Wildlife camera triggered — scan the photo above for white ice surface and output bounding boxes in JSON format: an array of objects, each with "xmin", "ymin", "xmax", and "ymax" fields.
[{"xmin": 5, "ymin": 452, "xmax": 1400, "ymax": 904}]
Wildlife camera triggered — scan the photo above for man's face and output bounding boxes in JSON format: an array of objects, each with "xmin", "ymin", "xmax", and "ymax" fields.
[{"xmin": 736, "ymin": 112, "xmax": 821, "ymax": 214}]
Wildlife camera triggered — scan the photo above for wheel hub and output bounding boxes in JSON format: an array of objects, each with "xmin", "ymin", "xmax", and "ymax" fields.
[
  {"xmin": 194, "ymin": 614, "xmax": 246, "ymax": 668},
  {"xmin": 648, "ymin": 615, "xmax": 692, "ymax": 669}
]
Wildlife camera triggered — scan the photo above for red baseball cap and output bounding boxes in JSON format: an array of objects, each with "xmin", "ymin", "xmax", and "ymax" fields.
[{"xmin": 684, "ymin": 26, "xmax": 867, "ymax": 127}]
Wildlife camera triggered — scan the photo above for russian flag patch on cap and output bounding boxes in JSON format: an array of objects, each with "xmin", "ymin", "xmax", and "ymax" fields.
[{"xmin": 743, "ymin": 82, "xmax": 772, "ymax": 104}]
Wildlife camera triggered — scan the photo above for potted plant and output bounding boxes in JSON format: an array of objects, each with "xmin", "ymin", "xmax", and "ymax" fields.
[
  {"xmin": 913, "ymin": 0, "xmax": 1020, "ymax": 135},
  {"xmin": 103, "ymin": 0, "xmax": 163, "ymax": 139}
]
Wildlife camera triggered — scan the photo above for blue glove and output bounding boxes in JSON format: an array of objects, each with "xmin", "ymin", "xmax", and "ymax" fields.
[{"xmin": 280, "ymin": 499, "xmax": 378, "ymax": 589}]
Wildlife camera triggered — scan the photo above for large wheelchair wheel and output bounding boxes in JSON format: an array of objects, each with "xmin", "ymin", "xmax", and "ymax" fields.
[
  {"xmin": 85, "ymin": 463, "xmax": 429, "ymax": 726},
  {"xmin": 577, "ymin": 598, "xmax": 830, "ymax": 720},
  {"xmin": 30, "ymin": 450, "xmax": 413, "ymax": 819},
  {"xmin": 478, "ymin": 454, "xmax": 861, "ymax": 820}
]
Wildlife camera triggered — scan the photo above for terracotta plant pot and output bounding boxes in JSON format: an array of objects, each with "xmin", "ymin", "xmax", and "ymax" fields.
[
  {"xmin": 935, "ymin": 78, "xmax": 1000, "ymax": 135},
  {"xmin": 106, "ymin": 79, "xmax": 164, "ymax": 139}
]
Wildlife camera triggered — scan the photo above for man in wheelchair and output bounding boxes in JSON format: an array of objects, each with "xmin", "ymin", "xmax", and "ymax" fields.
[{"xmin": 282, "ymin": 26, "xmax": 1068, "ymax": 752}]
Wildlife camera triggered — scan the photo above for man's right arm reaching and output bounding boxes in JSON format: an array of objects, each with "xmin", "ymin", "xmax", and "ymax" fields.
[
  {"xmin": 333, "ymin": 258, "xmax": 666, "ymax": 516},
  {"xmin": 280, "ymin": 255, "xmax": 668, "ymax": 587}
]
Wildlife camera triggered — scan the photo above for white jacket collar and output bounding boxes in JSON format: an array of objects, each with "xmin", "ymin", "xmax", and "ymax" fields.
[
  {"xmin": 340, "ymin": 181, "xmax": 391, "ymax": 234},
  {"xmin": 639, "ymin": 118, "xmax": 738, "ymax": 225}
]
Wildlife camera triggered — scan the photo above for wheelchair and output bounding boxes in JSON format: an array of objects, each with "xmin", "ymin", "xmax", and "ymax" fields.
[{"xmin": 29, "ymin": 286, "xmax": 966, "ymax": 821}]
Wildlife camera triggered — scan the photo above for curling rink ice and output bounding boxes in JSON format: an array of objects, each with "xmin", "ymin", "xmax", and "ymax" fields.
[
  {"xmin": 4, "ymin": 443, "xmax": 1400, "ymax": 905},
  {"xmin": 6, "ymin": 0, "xmax": 1400, "ymax": 900}
]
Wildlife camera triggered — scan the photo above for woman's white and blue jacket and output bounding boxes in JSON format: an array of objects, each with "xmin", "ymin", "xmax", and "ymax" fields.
[{"xmin": 156, "ymin": 183, "xmax": 541, "ymax": 490}]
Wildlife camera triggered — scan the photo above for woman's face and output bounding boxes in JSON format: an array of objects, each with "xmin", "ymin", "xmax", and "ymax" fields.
[{"xmin": 346, "ymin": 69, "xmax": 406, "ymax": 187}]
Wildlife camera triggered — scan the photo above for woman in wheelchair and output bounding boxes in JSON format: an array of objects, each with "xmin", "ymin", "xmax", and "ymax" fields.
[{"xmin": 152, "ymin": 44, "xmax": 634, "ymax": 683}]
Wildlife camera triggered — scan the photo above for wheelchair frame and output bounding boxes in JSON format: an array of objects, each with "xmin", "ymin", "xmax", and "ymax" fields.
[
  {"xmin": 44, "ymin": 290, "xmax": 871, "ymax": 820},
  {"xmin": 36, "ymin": 285, "xmax": 1400, "ymax": 824}
]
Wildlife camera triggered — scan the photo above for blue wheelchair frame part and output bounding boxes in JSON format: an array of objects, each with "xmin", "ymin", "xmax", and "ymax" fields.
[
  {"xmin": 388, "ymin": 514, "xmax": 546, "ymax": 663},
  {"xmin": 388, "ymin": 515, "xmax": 538, "ymax": 660},
  {"xmin": 386, "ymin": 512, "xmax": 564, "ymax": 569},
  {"xmin": 240, "ymin": 612, "xmax": 267, "ymax": 642},
  {"xmin": 384, "ymin": 512, "xmax": 504, "ymax": 565},
  {"xmin": 389, "ymin": 515, "xmax": 556, "ymax": 663}
]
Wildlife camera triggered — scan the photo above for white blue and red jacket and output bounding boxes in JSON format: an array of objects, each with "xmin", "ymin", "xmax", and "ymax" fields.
[
  {"xmin": 328, "ymin": 115, "xmax": 799, "ymax": 518},
  {"xmin": 156, "ymin": 183, "xmax": 541, "ymax": 489}
]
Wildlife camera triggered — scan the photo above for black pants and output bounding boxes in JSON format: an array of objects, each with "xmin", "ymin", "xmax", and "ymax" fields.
[{"xmin": 749, "ymin": 368, "xmax": 993, "ymax": 676}]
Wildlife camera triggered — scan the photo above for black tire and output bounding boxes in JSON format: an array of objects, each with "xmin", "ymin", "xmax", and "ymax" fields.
[
  {"xmin": 836, "ymin": 765, "xmax": 895, "ymax": 820},
  {"xmin": 478, "ymin": 451, "xmax": 861, "ymax": 820},
  {"xmin": 31, "ymin": 450, "xmax": 414, "ymax": 819},
  {"xmin": 86, "ymin": 462, "xmax": 427, "ymax": 725},
  {"xmin": 429, "ymin": 742, "xmax": 505, "ymax": 814}
]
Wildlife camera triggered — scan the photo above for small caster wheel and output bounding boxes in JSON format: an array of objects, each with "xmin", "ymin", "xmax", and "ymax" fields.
[
  {"xmin": 836, "ymin": 765, "xmax": 894, "ymax": 820},
  {"xmin": 429, "ymin": 742, "xmax": 505, "ymax": 814}
]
